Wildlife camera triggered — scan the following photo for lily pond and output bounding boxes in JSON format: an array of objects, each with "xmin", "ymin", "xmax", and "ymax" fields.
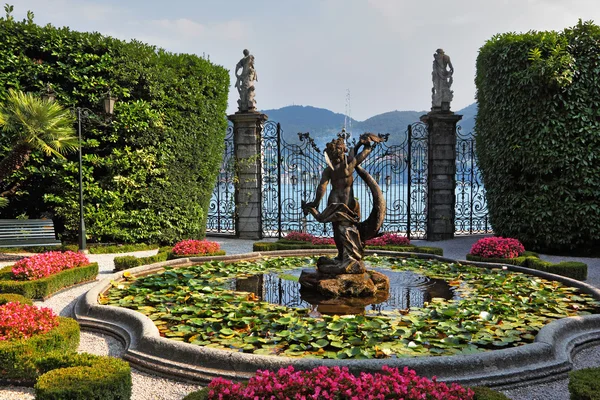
[{"xmin": 101, "ymin": 256, "xmax": 600, "ymax": 359}]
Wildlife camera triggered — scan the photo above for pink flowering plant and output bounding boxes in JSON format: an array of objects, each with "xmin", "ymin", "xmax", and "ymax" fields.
[
  {"xmin": 172, "ymin": 239, "xmax": 221, "ymax": 256},
  {"xmin": 0, "ymin": 302, "xmax": 59, "ymax": 341},
  {"xmin": 205, "ymin": 366, "xmax": 473, "ymax": 400},
  {"xmin": 11, "ymin": 251, "xmax": 90, "ymax": 281},
  {"xmin": 284, "ymin": 231, "xmax": 410, "ymax": 247},
  {"xmin": 365, "ymin": 233, "xmax": 411, "ymax": 247},
  {"xmin": 470, "ymin": 237, "xmax": 525, "ymax": 259}
]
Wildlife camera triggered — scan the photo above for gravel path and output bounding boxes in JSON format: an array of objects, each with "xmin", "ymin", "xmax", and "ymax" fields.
[{"xmin": 0, "ymin": 239, "xmax": 599, "ymax": 400}]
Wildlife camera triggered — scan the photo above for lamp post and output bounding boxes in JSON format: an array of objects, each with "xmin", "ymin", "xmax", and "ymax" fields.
[{"xmin": 74, "ymin": 91, "xmax": 117, "ymax": 252}]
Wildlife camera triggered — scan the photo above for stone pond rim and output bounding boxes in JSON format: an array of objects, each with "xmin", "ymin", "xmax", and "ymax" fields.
[{"xmin": 73, "ymin": 249, "xmax": 600, "ymax": 389}]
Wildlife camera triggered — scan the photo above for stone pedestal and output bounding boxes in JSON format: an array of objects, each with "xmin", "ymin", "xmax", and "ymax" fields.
[
  {"xmin": 228, "ymin": 111, "xmax": 268, "ymax": 240},
  {"xmin": 420, "ymin": 111, "xmax": 462, "ymax": 241}
]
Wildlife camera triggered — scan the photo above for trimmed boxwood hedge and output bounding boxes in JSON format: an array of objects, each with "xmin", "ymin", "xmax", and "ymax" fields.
[
  {"xmin": 253, "ymin": 241, "xmax": 444, "ymax": 256},
  {"xmin": 475, "ymin": 21, "xmax": 600, "ymax": 254},
  {"xmin": 0, "ymin": 316, "xmax": 80, "ymax": 382},
  {"xmin": 0, "ymin": 292, "xmax": 32, "ymax": 305},
  {"xmin": 34, "ymin": 352, "xmax": 132, "ymax": 400},
  {"xmin": 569, "ymin": 368, "xmax": 600, "ymax": 400},
  {"xmin": 0, "ymin": 243, "xmax": 159, "ymax": 254},
  {"xmin": 472, "ymin": 386, "xmax": 511, "ymax": 400},
  {"xmin": 113, "ymin": 247, "xmax": 227, "ymax": 271},
  {"xmin": 466, "ymin": 253, "xmax": 587, "ymax": 280},
  {"xmin": 113, "ymin": 246, "xmax": 172, "ymax": 271},
  {"xmin": 0, "ymin": 10, "xmax": 229, "ymax": 244},
  {"xmin": 168, "ymin": 250, "xmax": 227, "ymax": 259},
  {"xmin": 0, "ymin": 263, "xmax": 99, "ymax": 299}
]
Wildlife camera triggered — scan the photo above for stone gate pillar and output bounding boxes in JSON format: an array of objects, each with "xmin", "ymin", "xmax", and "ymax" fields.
[
  {"xmin": 228, "ymin": 112, "xmax": 268, "ymax": 239},
  {"xmin": 420, "ymin": 111, "xmax": 462, "ymax": 241}
]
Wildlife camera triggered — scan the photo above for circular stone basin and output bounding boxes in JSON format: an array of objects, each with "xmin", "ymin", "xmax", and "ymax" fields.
[
  {"xmin": 75, "ymin": 250, "xmax": 600, "ymax": 388},
  {"xmin": 234, "ymin": 267, "xmax": 458, "ymax": 316}
]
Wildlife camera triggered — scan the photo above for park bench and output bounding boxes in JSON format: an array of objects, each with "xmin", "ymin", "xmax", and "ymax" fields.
[{"xmin": 0, "ymin": 219, "xmax": 61, "ymax": 248}]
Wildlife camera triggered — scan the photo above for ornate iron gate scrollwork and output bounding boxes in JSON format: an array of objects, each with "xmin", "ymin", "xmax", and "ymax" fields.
[
  {"xmin": 261, "ymin": 121, "xmax": 428, "ymax": 239},
  {"xmin": 262, "ymin": 121, "xmax": 329, "ymax": 237},
  {"xmin": 206, "ymin": 123, "xmax": 235, "ymax": 235},
  {"xmin": 455, "ymin": 126, "xmax": 491, "ymax": 234}
]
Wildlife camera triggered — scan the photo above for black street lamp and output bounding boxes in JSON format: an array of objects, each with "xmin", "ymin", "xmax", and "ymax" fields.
[{"xmin": 74, "ymin": 91, "xmax": 117, "ymax": 252}]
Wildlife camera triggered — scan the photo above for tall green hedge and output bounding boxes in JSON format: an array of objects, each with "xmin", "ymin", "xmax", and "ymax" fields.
[
  {"xmin": 475, "ymin": 20, "xmax": 600, "ymax": 254},
  {"xmin": 0, "ymin": 6, "xmax": 229, "ymax": 244}
]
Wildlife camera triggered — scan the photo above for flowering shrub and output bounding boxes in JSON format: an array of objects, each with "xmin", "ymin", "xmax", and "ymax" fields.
[
  {"xmin": 11, "ymin": 251, "xmax": 90, "ymax": 281},
  {"xmin": 470, "ymin": 237, "xmax": 525, "ymax": 259},
  {"xmin": 172, "ymin": 239, "xmax": 221, "ymax": 256},
  {"xmin": 365, "ymin": 233, "xmax": 411, "ymax": 247},
  {"xmin": 284, "ymin": 231, "xmax": 317, "ymax": 242},
  {"xmin": 285, "ymin": 231, "xmax": 410, "ymax": 247},
  {"xmin": 0, "ymin": 302, "xmax": 59, "ymax": 341},
  {"xmin": 205, "ymin": 366, "xmax": 473, "ymax": 400}
]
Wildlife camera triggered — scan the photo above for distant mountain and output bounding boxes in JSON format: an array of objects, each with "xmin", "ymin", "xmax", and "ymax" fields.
[{"xmin": 260, "ymin": 103, "xmax": 477, "ymax": 149}]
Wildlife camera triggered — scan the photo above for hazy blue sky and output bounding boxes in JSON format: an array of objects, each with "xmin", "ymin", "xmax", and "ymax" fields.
[{"xmin": 11, "ymin": 0, "xmax": 600, "ymax": 120}]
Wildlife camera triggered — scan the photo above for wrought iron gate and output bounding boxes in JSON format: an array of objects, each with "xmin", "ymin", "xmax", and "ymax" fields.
[
  {"xmin": 455, "ymin": 127, "xmax": 491, "ymax": 234},
  {"xmin": 206, "ymin": 123, "xmax": 235, "ymax": 235},
  {"xmin": 261, "ymin": 122, "xmax": 429, "ymax": 239}
]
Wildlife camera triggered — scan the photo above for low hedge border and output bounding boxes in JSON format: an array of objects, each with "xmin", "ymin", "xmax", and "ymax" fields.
[
  {"xmin": 466, "ymin": 253, "xmax": 587, "ymax": 281},
  {"xmin": 0, "ymin": 316, "xmax": 80, "ymax": 383},
  {"xmin": 0, "ymin": 293, "xmax": 32, "ymax": 305},
  {"xmin": 253, "ymin": 241, "xmax": 444, "ymax": 256},
  {"xmin": 0, "ymin": 263, "xmax": 99, "ymax": 299},
  {"xmin": 34, "ymin": 352, "xmax": 132, "ymax": 400},
  {"xmin": 569, "ymin": 368, "xmax": 600, "ymax": 400},
  {"xmin": 0, "ymin": 243, "xmax": 159, "ymax": 255},
  {"xmin": 183, "ymin": 385, "xmax": 508, "ymax": 400},
  {"xmin": 113, "ymin": 248, "xmax": 227, "ymax": 272}
]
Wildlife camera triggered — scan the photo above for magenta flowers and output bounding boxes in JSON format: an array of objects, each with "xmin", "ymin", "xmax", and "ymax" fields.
[
  {"xmin": 11, "ymin": 251, "xmax": 90, "ymax": 281},
  {"xmin": 470, "ymin": 237, "xmax": 525, "ymax": 259},
  {"xmin": 0, "ymin": 302, "xmax": 59, "ymax": 341},
  {"xmin": 206, "ymin": 365, "xmax": 473, "ymax": 400},
  {"xmin": 172, "ymin": 239, "xmax": 221, "ymax": 256}
]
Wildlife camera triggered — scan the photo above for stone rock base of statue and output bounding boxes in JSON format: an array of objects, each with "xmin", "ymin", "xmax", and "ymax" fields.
[
  {"xmin": 301, "ymin": 289, "xmax": 390, "ymax": 316},
  {"xmin": 299, "ymin": 268, "xmax": 390, "ymax": 298}
]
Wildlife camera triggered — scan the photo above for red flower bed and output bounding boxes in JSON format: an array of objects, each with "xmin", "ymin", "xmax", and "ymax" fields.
[
  {"xmin": 470, "ymin": 236, "xmax": 525, "ymax": 259},
  {"xmin": 172, "ymin": 239, "xmax": 221, "ymax": 256},
  {"xmin": 365, "ymin": 232, "xmax": 411, "ymax": 247},
  {"xmin": 206, "ymin": 366, "xmax": 473, "ymax": 400},
  {"xmin": 11, "ymin": 251, "xmax": 90, "ymax": 281},
  {"xmin": 284, "ymin": 231, "xmax": 410, "ymax": 247},
  {"xmin": 0, "ymin": 302, "xmax": 59, "ymax": 341}
]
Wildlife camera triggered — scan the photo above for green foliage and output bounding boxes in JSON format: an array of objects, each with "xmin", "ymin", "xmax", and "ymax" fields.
[
  {"xmin": 0, "ymin": 9, "xmax": 229, "ymax": 244},
  {"xmin": 183, "ymin": 389, "xmax": 209, "ymax": 400},
  {"xmin": 34, "ymin": 352, "xmax": 132, "ymax": 400},
  {"xmin": 0, "ymin": 262, "xmax": 98, "ymax": 298},
  {"xmin": 0, "ymin": 292, "xmax": 32, "ymax": 304},
  {"xmin": 167, "ymin": 249, "xmax": 226, "ymax": 259},
  {"xmin": 0, "ymin": 316, "xmax": 79, "ymax": 382},
  {"xmin": 113, "ymin": 246, "xmax": 172, "ymax": 271},
  {"xmin": 475, "ymin": 20, "xmax": 600, "ymax": 253},
  {"xmin": 252, "ymin": 241, "xmax": 443, "ymax": 256},
  {"xmin": 471, "ymin": 386, "xmax": 511, "ymax": 400},
  {"xmin": 103, "ymin": 256, "xmax": 599, "ymax": 359},
  {"xmin": 569, "ymin": 368, "xmax": 600, "ymax": 400},
  {"xmin": 465, "ymin": 253, "xmax": 587, "ymax": 280}
]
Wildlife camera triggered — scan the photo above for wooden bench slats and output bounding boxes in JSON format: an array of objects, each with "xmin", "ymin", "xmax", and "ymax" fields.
[{"xmin": 0, "ymin": 219, "xmax": 61, "ymax": 248}]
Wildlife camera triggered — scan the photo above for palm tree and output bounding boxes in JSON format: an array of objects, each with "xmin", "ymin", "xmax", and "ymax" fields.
[{"xmin": 0, "ymin": 88, "xmax": 78, "ymax": 185}]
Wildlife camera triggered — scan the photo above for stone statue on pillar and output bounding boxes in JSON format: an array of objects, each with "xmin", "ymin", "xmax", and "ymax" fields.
[
  {"xmin": 235, "ymin": 49, "xmax": 257, "ymax": 113},
  {"xmin": 431, "ymin": 48, "xmax": 454, "ymax": 112}
]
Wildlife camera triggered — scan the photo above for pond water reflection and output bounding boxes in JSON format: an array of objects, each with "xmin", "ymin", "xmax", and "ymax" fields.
[{"xmin": 233, "ymin": 267, "xmax": 459, "ymax": 316}]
